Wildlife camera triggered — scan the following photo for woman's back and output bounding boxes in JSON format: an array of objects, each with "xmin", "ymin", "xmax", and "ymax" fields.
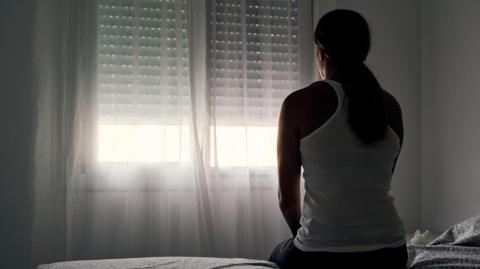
[
  {"xmin": 270, "ymin": 9, "xmax": 408, "ymax": 269},
  {"xmin": 290, "ymin": 79, "xmax": 406, "ymax": 252},
  {"xmin": 291, "ymin": 80, "xmax": 403, "ymax": 145}
]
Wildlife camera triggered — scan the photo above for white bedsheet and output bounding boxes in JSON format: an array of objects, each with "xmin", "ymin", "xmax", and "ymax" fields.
[{"xmin": 38, "ymin": 257, "xmax": 279, "ymax": 269}]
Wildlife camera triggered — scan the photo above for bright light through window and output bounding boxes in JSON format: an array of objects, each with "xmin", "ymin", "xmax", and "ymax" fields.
[
  {"xmin": 98, "ymin": 125, "xmax": 277, "ymax": 167},
  {"xmin": 98, "ymin": 125, "xmax": 191, "ymax": 162},
  {"xmin": 210, "ymin": 126, "xmax": 277, "ymax": 167}
]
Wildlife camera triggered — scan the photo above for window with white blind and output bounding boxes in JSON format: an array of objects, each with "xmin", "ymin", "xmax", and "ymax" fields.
[
  {"xmin": 96, "ymin": 0, "xmax": 303, "ymax": 166},
  {"xmin": 209, "ymin": 0, "xmax": 300, "ymax": 167},
  {"xmin": 210, "ymin": 0, "xmax": 299, "ymax": 123},
  {"xmin": 97, "ymin": 0, "xmax": 192, "ymax": 162}
]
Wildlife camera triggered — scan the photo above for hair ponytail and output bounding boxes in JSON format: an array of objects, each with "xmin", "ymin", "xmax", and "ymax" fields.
[
  {"xmin": 315, "ymin": 9, "xmax": 387, "ymax": 144},
  {"xmin": 341, "ymin": 62, "xmax": 387, "ymax": 144}
]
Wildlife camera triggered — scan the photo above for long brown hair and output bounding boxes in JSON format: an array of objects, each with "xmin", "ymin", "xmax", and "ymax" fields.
[{"xmin": 315, "ymin": 9, "xmax": 386, "ymax": 144}]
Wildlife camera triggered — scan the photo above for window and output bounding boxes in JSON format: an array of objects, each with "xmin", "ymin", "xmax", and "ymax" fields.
[
  {"xmin": 96, "ymin": 0, "xmax": 302, "ymax": 167},
  {"xmin": 209, "ymin": 0, "xmax": 299, "ymax": 167},
  {"xmin": 97, "ymin": 0, "xmax": 191, "ymax": 162}
]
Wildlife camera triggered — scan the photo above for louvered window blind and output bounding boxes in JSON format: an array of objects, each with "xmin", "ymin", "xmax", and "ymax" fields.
[
  {"xmin": 98, "ymin": 0, "xmax": 190, "ymax": 125},
  {"xmin": 210, "ymin": 0, "xmax": 299, "ymax": 125},
  {"xmin": 96, "ymin": 0, "xmax": 304, "ymax": 164},
  {"xmin": 97, "ymin": 0, "xmax": 191, "ymax": 162},
  {"xmin": 208, "ymin": 0, "xmax": 300, "ymax": 167}
]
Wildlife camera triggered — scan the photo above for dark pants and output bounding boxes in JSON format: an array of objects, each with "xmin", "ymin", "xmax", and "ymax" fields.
[{"xmin": 269, "ymin": 238, "xmax": 408, "ymax": 269}]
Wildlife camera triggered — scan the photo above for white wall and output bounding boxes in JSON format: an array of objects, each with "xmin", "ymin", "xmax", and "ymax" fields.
[
  {"xmin": 333, "ymin": 0, "xmax": 422, "ymax": 232},
  {"xmin": 421, "ymin": 0, "xmax": 480, "ymax": 232},
  {"xmin": 0, "ymin": 0, "xmax": 36, "ymax": 269}
]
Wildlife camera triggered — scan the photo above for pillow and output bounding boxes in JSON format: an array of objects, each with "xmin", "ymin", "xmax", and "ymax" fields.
[{"xmin": 409, "ymin": 229, "xmax": 434, "ymax": 245}]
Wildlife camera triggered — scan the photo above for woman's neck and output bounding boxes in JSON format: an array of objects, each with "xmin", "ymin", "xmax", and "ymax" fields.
[
  {"xmin": 324, "ymin": 68, "xmax": 342, "ymax": 82},
  {"xmin": 321, "ymin": 60, "xmax": 340, "ymax": 81}
]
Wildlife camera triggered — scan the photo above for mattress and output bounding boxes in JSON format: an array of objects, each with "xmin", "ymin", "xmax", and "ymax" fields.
[{"xmin": 38, "ymin": 257, "xmax": 279, "ymax": 269}]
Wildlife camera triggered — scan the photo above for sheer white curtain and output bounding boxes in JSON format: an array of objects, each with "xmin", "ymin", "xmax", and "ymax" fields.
[{"xmin": 32, "ymin": 0, "xmax": 314, "ymax": 267}]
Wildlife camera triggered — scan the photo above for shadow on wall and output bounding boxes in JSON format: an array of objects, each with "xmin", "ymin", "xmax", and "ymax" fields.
[{"xmin": 0, "ymin": 0, "xmax": 37, "ymax": 269}]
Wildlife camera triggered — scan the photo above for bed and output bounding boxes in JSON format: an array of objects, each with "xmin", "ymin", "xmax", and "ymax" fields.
[
  {"xmin": 38, "ymin": 216, "xmax": 480, "ymax": 269},
  {"xmin": 38, "ymin": 257, "xmax": 279, "ymax": 269}
]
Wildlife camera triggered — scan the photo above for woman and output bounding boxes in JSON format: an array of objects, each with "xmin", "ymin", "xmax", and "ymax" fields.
[{"xmin": 269, "ymin": 9, "xmax": 408, "ymax": 269}]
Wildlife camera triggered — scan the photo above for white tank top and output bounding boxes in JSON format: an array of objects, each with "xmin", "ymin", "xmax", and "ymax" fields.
[{"xmin": 293, "ymin": 79, "xmax": 406, "ymax": 252}]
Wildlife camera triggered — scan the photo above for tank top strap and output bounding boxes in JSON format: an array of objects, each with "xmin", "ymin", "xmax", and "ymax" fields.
[{"xmin": 322, "ymin": 79, "xmax": 345, "ymax": 102}]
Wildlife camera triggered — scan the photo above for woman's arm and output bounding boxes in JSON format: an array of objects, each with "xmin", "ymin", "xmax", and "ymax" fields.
[
  {"xmin": 277, "ymin": 95, "xmax": 302, "ymax": 237},
  {"xmin": 383, "ymin": 90, "xmax": 404, "ymax": 174}
]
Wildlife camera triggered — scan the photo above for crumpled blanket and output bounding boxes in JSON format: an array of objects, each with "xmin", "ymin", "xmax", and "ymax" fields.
[{"xmin": 407, "ymin": 215, "xmax": 480, "ymax": 268}]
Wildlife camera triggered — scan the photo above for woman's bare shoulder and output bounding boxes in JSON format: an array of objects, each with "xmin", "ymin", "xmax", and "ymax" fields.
[
  {"xmin": 381, "ymin": 89, "xmax": 403, "ymax": 120},
  {"xmin": 283, "ymin": 81, "xmax": 334, "ymax": 107},
  {"xmin": 381, "ymin": 90, "xmax": 401, "ymax": 109},
  {"xmin": 280, "ymin": 81, "xmax": 338, "ymax": 134}
]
